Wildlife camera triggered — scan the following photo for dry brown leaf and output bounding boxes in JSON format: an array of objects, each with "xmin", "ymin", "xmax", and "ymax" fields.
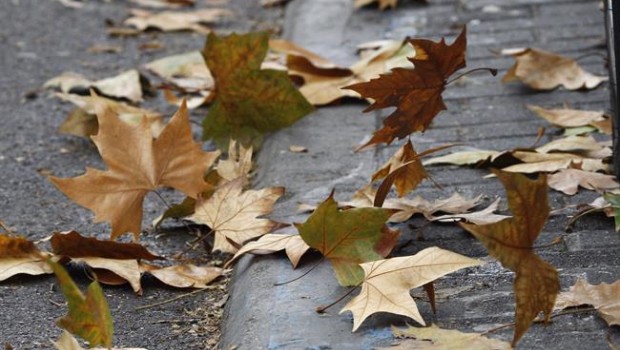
[
  {"xmin": 535, "ymin": 135, "xmax": 604, "ymax": 154},
  {"xmin": 288, "ymin": 145, "xmax": 308, "ymax": 153},
  {"xmin": 461, "ymin": 171, "xmax": 560, "ymax": 346},
  {"xmin": 129, "ymin": 0, "xmax": 194, "ymax": 8},
  {"xmin": 527, "ymin": 105, "xmax": 608, "ymax": 130},
  {"xmin": 56, "ymin": 93, "xmax": 164, "ymax": 138},
  {"xmin": 423, "ymin": 149, "xmax": 503, "ymax": 166},
  {"xmin": 187, "ymin": 178, "xmax": 284, "ymax": 253},
  {"xmin": 124, "ymin": 8, "xmax": 233, "ymax": 33},
  {"xmin": 260, "ymin": 0, "xmax": 290, "ymax": 7},
  {"xmin": 0, "ymin": 234, "xmax": 53, "ymax": 281},
  {"xmin": 226, "ymin": 233, "xmax": 310, "ymax": 268},
  {"xmin": 140, "ymin": 263, "xmax": 222, "ymax": 288},
  {"xmin": 430, "ymin": 198, "xmax": 510, "ymax": 225},
  {"xmin": 50, "ymin": 102, "xmax": 220, "ymax": 240},
  {"xmin": 389, "ymin": 193, "xmax": 484, "ymax": 223},
  {"xmin": 144, "ymin": 51, "xmax": 214, "ymax": 92},
  {"xmin": 548, "ymin": 168, "xmax": 619, "ymax": 195},
  {"xmin": 555, "ymin": 277, "xmax": 620, "ymax": 326},
  {"xmin": 354, "ymin": 0, "xmax": 398, "ymax": 10},
  {"xmin": 216, "ymin": 140, "xmax": 253, "ymax": 185},
  {"xmin": 340, "ymin": 247, "xmax": 481, "ymax": 331},
  {"xmin": 372, "ymin": 140, "xmax": 428, "ymax": 197},
  {"xmin": 505, "ymin": 151, "xmax": 609, "ymax": 174},
  {"xmin": 382, "ymin": 324, "xmax": 511, "ymax": 350},
  {"xmin": 50, "ymin": 231, "xmax": 161, "ymax": 260},
  {"xmin": 45, "ymin": 70, "xmax": 146, "ymax": 103},
  {"xmin": 77, "ymin": 257, "xmax": 142, "ymax": 293},
  {"xmin": 502, "ymin": 48, "xmax": 607, "ymax": 90},
  {"xmin": 162, "ymin": 89, "xmax": 211, "ymax": 109}
]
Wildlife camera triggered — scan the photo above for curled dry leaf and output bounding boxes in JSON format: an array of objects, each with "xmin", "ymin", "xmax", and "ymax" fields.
[
  {"xmin": 504, "ymin": 151, "xmax": 609, "ymax": 174},
  {"xmin": 423, "ymin": 148, "xmax": 503, "ymax": 166},
  {"xmin": 0, "ymin": 234, "xmax": 53, "ymax": 281},
  {"xmin": 296, "ymin": 191, "xmax": 399, "ymax": 286},
  {"xmin": 535, "ymin": 135, "xmax": 604, "ymax": 154},
  {"xmin": 340, "ymin": 247, "xmax": 481, "ymax": 331},
  {"xmin": 346, "ymin": 27, "xmax": 468, "ymax": 149},
  {"xmin": 187, "ymin": 178, "xmax": 284, "ymax": 253},
  {"xmin": 372, "ymin": 140, "xmax": 428, "ymax": 198},
  {"xmin": 216, "ymin": 139, "xmax": 253, "ymax": 185},
  {"xmin": 380, "ymin": 324, "xmax": 511, "ymax": 350},
  {"xmin": 226, "ymin": 233, "xmax": 310, "ymax": 268},
  {"xmin": 203, "ymin": 31, "xmax": 314, "ymax": 147},
  {"xmin": 548, "ymin": 168, "xmax": 619, "ymax": 195},
  {"xmin": 502, "ymin": 48, "xmax": 607, "ymax": 90},
  {"xmin": 461, "ymin": 171, "xmax": 560, "ymax": 347},
  {"xmin": 56, "ymin": 93, "xmax": 164, "ymax": 138},
  {"xmin": 388, "ymin": 192, "xmax": 484, "ymax": 223},
  {"xmin": 50, "ymin": 260, "xmax": 113, "ymax": 349},
  {"xmin": 44, "ymin": 70, "xmax": 146, "ymax": 103},
  {"xmin": 430, "ymin": 198, "xmax": 510, "ymax": 225},
  {"xmin": 527, "ymin": 105, "xmax": 609, "ymax": 134},
  {"xmin": 128, "ymin": 0, "xmax": 194, "ymax": 8},
  {"xmin": 124, "ymin": 8, "xmax": 233, "ymax": 33},
  {"xmin": 140, "ymin": 263, "xmax": 222, "ymax": 288},
  {"xmin": 145, "ymin": 51, "xmax": 213, "ymax": 92},
  {"xmin": 354, "ymin": 0, "xmax": 398, "ymax": 10},
  {"xmin": 50, "ymin": 101, "xmax": 220, "ymax": 240},
  {"xmin": 554, "ymin": 277, "xmax": 620, "ymax": 326}
]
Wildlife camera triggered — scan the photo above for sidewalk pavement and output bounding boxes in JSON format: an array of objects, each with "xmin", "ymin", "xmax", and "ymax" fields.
[{"xmin": 220, "ymin": 0, "xmax": 620, "ymax": 349}]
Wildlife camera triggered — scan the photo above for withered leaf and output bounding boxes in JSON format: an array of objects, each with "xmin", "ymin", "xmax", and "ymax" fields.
[
  {"xmin": 216, "ymin": 139, "xmax": 253, "ymax": 185},
  {"xmin": 502, "ymin": 48, "xmax": 607, "ymax": 90},
  {"xmin": 554, "ymin": 277, "xmax": 620, "ymax": 326},
  {"xmin": 295, "ymin": 191, "xmax": 399, "ymax": 286},
  {"xmin": 50, "ymin": 231, "xmax": 161, "ymax": 260},
  {"xmin": 202, "ymin": 31, "xmax": 313, "ymax": 147},
  {"xmin": 527, "ymin": 105, "xmax": 608, "ymax": 133},
  {"xmin": 0, "ymin": 234, "xmax": 53, "ymax": 281},
  {"xmin": 340, "ymin": 247, "xmax": 481, "ymax": 331},
  {"xmin": 430, "ymin": 198, "xmax": 510, "ymax": 225},
  {"xmin": 53, "ymin": 331, "xmax": 148, "ymax": 350},
  {"xmin": 548, "ymin": 168, "xmax": 619, "ymax": 195},
  {"xmin": 187, "ymin": 178, "xmax": 284, "ymax": 253},
  {"xmin": 226, "ymin": 233, "xmax": 310, "ymax": 268},
  {"xmin": 50, "ymin": 101, "xmax": 220, "ymax": 240},
  {"xmin": 45, "ymin": 70, "xmax": 146, "ymax": 103},
  {"xmin": 124, "ymin": 8, "xmax": 233, "ymax": 33},
  {"xmin": 372, "ymin": 140, "xmax": 427, "ymax": 198},
  {"xmin": 381, "ymin": 324, "xmax": 511, "ymax": 350},
  {"xmin": 460, "ymin": 171, "xmax": 560, "ymax": 347},
  {"xmin": 140, "ymin": 263, "xmax": 222, "ymax": 288},
  {"xmin": 354, "ymin": 0, "xmax": 398, "ymax": 10},
  {"xmin": 145, "ymin": 51, "xmax": 213, "ymax": 92},
  {"xmin": 346, "ymin": 28, "xmax": 467, "ymax": 148}
]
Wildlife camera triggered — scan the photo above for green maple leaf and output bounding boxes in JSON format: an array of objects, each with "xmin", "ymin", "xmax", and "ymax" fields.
[
  {"xmin": 202, "ymin": 31, "xmax": 314, "ymax": 148},
  {"xmin": 296, "ymin": 191, "xmax": 399, "ymax": 286},
  {"xmin": 49, "ymin": 260, "xmax": 113, "ymax": 349}
]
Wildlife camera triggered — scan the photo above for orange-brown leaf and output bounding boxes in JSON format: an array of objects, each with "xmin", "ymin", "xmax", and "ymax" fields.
[
  {"xmin": 0, "ymin": 234, "xmax": 40, "ymax": 258},
  {"xmin": 50, "ymin": 99, "xmax": 220, "ymax": 240},
  {"xmin": 460, "ymin": 171, "xmax": 559, "ymax": 347},
  {"xmin": 346, "ymin": 28, "xmax": 466, "ymax": 148},
  {"xmin": 50, "ymin": 231, "xmax": 162, "ymax": 260},
  {"xmin": 372, "ymin": 140, "xmax": 428, "ymax": 198}
]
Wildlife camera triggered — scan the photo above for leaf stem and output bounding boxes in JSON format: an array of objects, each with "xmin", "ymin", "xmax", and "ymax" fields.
[
  {"xmin": 316, "ymin": 283, "xmax": 362, "ymax": 314},
  {"xmin": 446, "ymin": 67, "xmax": 498, "ymax": 85},
  {"xmin": 273, "ymin": 257, "xmax": 324, "ymax": 286}
]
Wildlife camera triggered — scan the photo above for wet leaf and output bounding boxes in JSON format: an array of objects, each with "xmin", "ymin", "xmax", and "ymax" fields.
[
  {"xmin": 554, "ymin": 277, "xmax": 620, "ymax": 326},
  {"xmin": 461, "ymin": 171, "xmax": 560, "ymax": 347},
  {"xmin": 296, "ymin": 191, "xmax": 399, "ymax": 286},
  {"xmin": 502, "ymin": 48, "xmax": 606, "ymax": 90},
  {"xmin": 50, "ymin": 101, "xmax": 220, "ymax": 240},
  {"xmin": 340, "ymin": 247, "xmax": 481, "ymax": 330},
  {"xmin": 346, "ymin": 27, "xmax": 467, "ymax": 148},
  {"xmin": 380, "ymin": 324, "xmax": 511, "ymax": 350},
  {"xmin": 202, "ymin": 31, "xmax": 313, "ymax": 148},
  {"xmin": 187, "ymin": 178, "xmax": 284, "ymax": 253},
  {"xmin": 226, "ymin": 233, "xmax": 310, "ymax": 268},
  {"xmin": 124, "ymin": 8, "xmax": 232, "ymax": 33}
]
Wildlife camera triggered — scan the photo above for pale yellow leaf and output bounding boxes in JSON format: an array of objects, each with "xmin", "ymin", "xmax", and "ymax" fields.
[
  {"xmin": 226, "ymin": 233, "xmax": 310, "ymax": 268},
  {"xmin": 380, "ymin": 324, "xmax": 511, "ymax": 350}
]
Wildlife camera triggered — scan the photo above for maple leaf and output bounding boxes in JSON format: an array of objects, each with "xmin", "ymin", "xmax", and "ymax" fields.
[
  {"xmin": 460, "ymin": 171, "xmax": 560, "ymax": 347},
  {"xmin": 340, "ymin": 247, "xmax": 481, "ymax": 330},
  {"xmin": 527, "ymin": 105, "xmax": 608, "ymax": 131},
  {"xmin": 345, "ymin": 27, "xmax": 467, "ymax": 148},
  {"xmin": 554, "ymin": 277, "xmax": 620, "ymax": 326},
  {"xmin": 50, "ymin": 101, "xmax": 220, "ymax": 240},
  {"xmin": 186, "ymin": 178, "xmax": 284, "ymax": 253},
  {"xmin": 226, "ymin": 233, "xmax": 310, "ymax": 268},
  {"xmin": 0, "ymin": 233, "xmax": 53, "ymax": 281},
  {"xmin": 50, "ymin": 260, "xmax": 113, "ymax": 348},
  {"xmin": 202, "ymin": 31, "xmax": 313, "ymax": 147},
  {"xmin": 502, "ymin": 48, "xmax": 607, "ymax": 90},
  {"xmin": 372, "ymin": 140, "xmax": 428, "ymax": 197},
  {"xmin": 295, "ymin": 191, "xmax": 399, "ymax": 286},
  {"xmin": 548, "ymin": 168, "xmax": 619, "ymax": 195},
  {"xmin": 380, "ymin": 324, "xmax": 511, "ymax": 350}
]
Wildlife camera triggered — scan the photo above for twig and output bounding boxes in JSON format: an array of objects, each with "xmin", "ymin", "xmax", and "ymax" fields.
[{"xmin": 134, "ymin": 287, "xmax": 216, "ymax": 311}]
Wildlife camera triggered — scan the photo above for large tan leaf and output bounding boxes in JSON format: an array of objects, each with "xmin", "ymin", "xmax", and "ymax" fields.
[
  {"xmin": 226, "ymin": 233, "xmax": 310, "ymax": 268},
  {"xmin": 381, "ymin": 324, "xmax": 511, "ymax": 350},
  {"xmin": 502, "ymin": 48, "xmax": 606, "ymax": 90},
  {"xmin": 187, "ymin": 178, "xmax": 284, "ymax": 253},
  {"xmin": 124, "ymin": 8, "xmax": 233, "ymax": 33},
  {"xmin": 340, "ymin": 247, "xmax": 481, "ymax": 331},
  {"xmin": 45, "ymin": 70, "xmax": 145, "ymax": 103},
  {"xmin": 388, "ymin": 193, "xmax": 484, "ymax": 223},
  {"xmin": 527, "ymin": 105, "xmax": 608, "ymax": 132},
  {"xmin": 535, "ymin": 135, "xmax": 604, "ymax": 154},
  {"xmin": 548, "ymin": 168, "xmax": 619, "ymax": 195},
  {"xmin": 372, "ymin": 140, "xmax": 428, "ymax": 197},
  {"xmin": 555, "ymin": 277, "xmax": 620, "ymax": 326},
  {"xmin": 504, "ymin": 151, "xmax": 609, "ymax": 174},
  {"xmin": 50, "ymin": 102, "xmax": 220, "ymax": 240},
  {"xmin": 461, "ymin": 171, "xmax": 560, "ymax": 346},
  {"xmin": 140, "ymin": 263, "xmax": 222, "ymax": 288}
]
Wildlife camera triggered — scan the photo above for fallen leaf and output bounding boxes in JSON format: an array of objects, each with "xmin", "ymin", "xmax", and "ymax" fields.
[
  {"xmin": 381, "ymin": 324, "xmax": 511, "ymax": 350},
  {"xmin": 202, "ymin": 31, "xmax": 314, "ymax": 147},
  {"xmin": 423, "ymin": 149, "xmax": 503, "ymax": 166},
  {"xmin": 461, "ymin": 171, "xmax": 560, "ymax": 347},
  {"xmin": 354, "ymin": 0, "xmax": 398, "ymax": 10},
  {"xmin": 535, "ymin": 135, "xmax": 604, "ymax": 154},
  {"xmin": 430, "ymin": 198, "xmax": 510, "ymax": 225},
  {"xmin": 261, "ymin": 0, "xmax": 290, "ymax": 7},
  {"xmin": 140, "ymin": 263, "xmax": 222, "ymax": 288},
  {"xmin": 372, "ymin": 140, "xmax": 428, "ymax": 197},
  {"xmin": 505, "ymin": 151, "xmax": 609, "ymax": 174},
  {"xmin": 216, "ymin": 139, "xmax": 253, "ymax": 185},
  {"xmin": 124, "ymin": 8, "xmax": 233, "ymax": 33},
  {"xmin": 187, "ymin": 178, "xmax": 284, "ymax": 253},
  {"xmin": 295, "ymin": 191, "xmax": 399, "ymax": 286},
  {"xmin": 226, "ymin": 233, "xmax": 310, "ymax": 268},
  {"xmin": 50, "ymin": 260, "xmax": 113, "ymax": 348},
  {"xmin": 44, "ymin": 70, "xmax": 146, "ymax": 103},
  {"xmin": 128, "ymin": 0, "xmax": 194, "ymax": 8},
  {"xmin": 87, "ymin": 44, "xmax": 122, "ymax": 54},
  {"xmin": 603, "ymin": 192, "xmax": 620, "ymax": 231},
  {"xmin": 346, "ymin": 27, "xmax": 467, "ymax": 148},
  {"xmin": 50, "ymin": 101, "xmax": 220, "ymax": 240},
  {"xmin": 53, "ymin": 331, "xmax": 148, "ymax": 350},
  {"xmin": 0, "ymin": 234, "xmax": 53, "ymax": 281},
  {"xmin": 56, "ymin": 93, "xmax": 164, "ymax": 138},
  {"xmin": 50, "ymin": 231, "xmax": 161, "ymax": 260},
  {"xmin": 144, "ymin": 51, "xmax": 214, "ymax": 92},
  {"xmin": 555, "ymin": 277, "xmax": 620, "ymax": 326},
  {"xmin": 389, "ymin": 193, "xmax": 484, "ymax": 223},
  {"xmin": 527, "ymin": 105, "xmax": 609, "ymax": 133},
  {"xmin": 502, "ymin": 48, "xmax": 607, "ymax": 90},
  {"xmin": 548, "ymin": 169, "xmax": 619, "ymax": 195},
  {"xmin": 288, "ymin": 145, "xmax": 308, "ymax": 153},
  {"xmin": 340, "ymin": 247, "xmax": 481, "ymax": 331}
]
